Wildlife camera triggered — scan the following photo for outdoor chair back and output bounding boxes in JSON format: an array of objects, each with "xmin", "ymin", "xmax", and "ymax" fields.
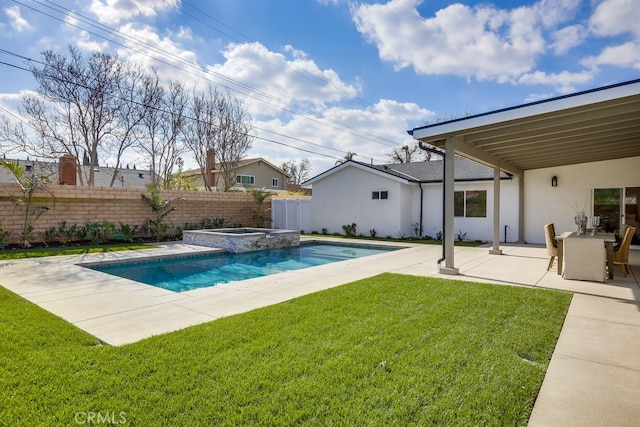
[
  {"xmin": 544, "ymin": 223, "xmax": 558, "ymax": 271},
  {"xmin": 614, "ymin": 226, "xmax": 636, "ymax": 277}
]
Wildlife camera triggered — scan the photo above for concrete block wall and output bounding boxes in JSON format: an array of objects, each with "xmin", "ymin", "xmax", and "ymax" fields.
[{"xmin": 0, "ymin": 183, "xmax": 264, "ymax": 243}]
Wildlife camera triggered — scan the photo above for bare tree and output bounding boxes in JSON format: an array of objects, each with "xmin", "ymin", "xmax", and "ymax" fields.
[
  {"xmin": 389, "ymin": 144, "xmax": 429, "ymax": 163},
  {"xmin": 183, "ymin": 87, "xmax": 217, "ymax": 191},
  {"xmin": 106, "ymin": 63, "xmax": 149, "ymax": 186},
  {"xmin": 281, "ymin": 158, "xmax": 311, "ymax": 185},
  {"xmin": 183, "ymin": 86, "xmax": 253, "ymax": 191},
  {"xmin": 19, "ymin": 46, "xmax": 146, "ymax": 186},
  {"xmin": 136, "ymin": 73, "xmax": 187, "ymax": 188}
]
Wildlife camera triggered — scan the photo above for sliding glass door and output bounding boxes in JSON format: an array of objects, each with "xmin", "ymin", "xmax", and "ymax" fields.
[
  {"xmin": 593, "ymin": 188, "xmax": 621, "ymax": 234},
  {"xmin": 625, "ymin": 187, "xmax": 640, "ymax": 245}
]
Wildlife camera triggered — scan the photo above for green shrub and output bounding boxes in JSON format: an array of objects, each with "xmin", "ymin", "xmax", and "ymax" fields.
[
  {"xmin": 44, "ymin": 221, "xmax": 80, "ymax": 245},
  {"xmin": 113, "ymin": 222, "xmax": 138, "ymax": 243},
  {"xmin": 200, "ymin": 217, "xmax": 226, "ymax": 229},
  {"xmin": 83, "ymin": 221, "xmax": 116, "ymax": 245},
  {"xmin": 0, "ymin": 223, "xmax": 11, "ymax": 251},
  {"xmin": 342, "ymin": 223, "xmax": 357, "ymax": 237}
]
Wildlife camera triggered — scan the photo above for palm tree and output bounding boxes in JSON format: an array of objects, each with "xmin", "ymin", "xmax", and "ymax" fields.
[{"xmin": 335, "ymin": 151, "xmax": 357, "ymax": 165}]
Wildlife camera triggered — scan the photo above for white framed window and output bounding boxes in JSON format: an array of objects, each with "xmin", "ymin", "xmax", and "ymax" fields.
[
  {"xmin": 236, "ymin": 175, "xmax": 255, "ymax": 185},
  {"xmin": 454, "ymin": 190, "xmax": 487, "ymax": 217},
  {"xmin": 372, "ymin": 191, "xmax": 389, "ymax": 200},
  {"xmin": 272, "ymin": 178, "xmax": 279, "ymax": 187}
]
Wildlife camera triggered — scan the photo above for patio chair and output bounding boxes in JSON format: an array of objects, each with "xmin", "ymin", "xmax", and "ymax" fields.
[
  {"xmin": 544, "ymin": 223, "xmax": 558, "ymax": 271},
  {"xmin": 562, "ymin": 236, "xmax": 607, "ymax": 282},
  {"xmin": 614, "ymin": 226, "xmax": 636, "ymax": 277}
]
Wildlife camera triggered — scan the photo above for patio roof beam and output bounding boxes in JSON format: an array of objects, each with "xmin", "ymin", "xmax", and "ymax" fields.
[
  {"xmin": 463, "ymin": 101, "xmax": 640, "ymax": 145},
  {"xmin": 469, "ymin": 112, "xmax": 640, "ymax": 150},
  {"xmin": 449, "ymin": 137, "xmax": 523, "ymax": 177}
]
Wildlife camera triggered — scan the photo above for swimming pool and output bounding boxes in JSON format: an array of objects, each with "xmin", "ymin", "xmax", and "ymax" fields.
[{"xmin": 86, "ymin": 242, "xmax": 400, "ymax": 292}]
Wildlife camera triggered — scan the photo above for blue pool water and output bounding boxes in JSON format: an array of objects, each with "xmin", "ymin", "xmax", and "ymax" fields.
[{"xmin": 88, "ymin": 242, "xmax": 399, "ymax": 292}]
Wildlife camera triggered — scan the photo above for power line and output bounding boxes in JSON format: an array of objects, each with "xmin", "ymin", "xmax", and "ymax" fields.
[
  {"xmin": 179, "ymin": 0, "xmax": 374, "ymax": 110},
  {"xmin": 26, "ymin": 0, "xmax": 401, "ymax": 154},
  {"xmin": 0, "ymin": 51, "xmax": 351, "ymax": 163}
]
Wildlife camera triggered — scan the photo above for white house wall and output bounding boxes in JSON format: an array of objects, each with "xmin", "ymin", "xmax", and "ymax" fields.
[
  {"xmin": 524, "ymin": 156, "xmax": 640, "ymax": 244},
  {"xmin": 309, "ymin": 165, "xmax": 521, "ymax": 242},
  {"xmin": 309, "ymin": 167, "xmax": 407, "ymax": 237},
  {"xmin": 420, "ymin": 179, "xmax": 520, "ymax": 242}
]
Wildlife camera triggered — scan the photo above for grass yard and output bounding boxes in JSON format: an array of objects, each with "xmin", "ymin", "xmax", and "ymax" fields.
[
  {"xmin": 0, "ymin": 273, "xmax": 571, "ymax": 426},
  {"xmin": 0, "ymin": 243, "xmax": 154, "ymax": 260}
]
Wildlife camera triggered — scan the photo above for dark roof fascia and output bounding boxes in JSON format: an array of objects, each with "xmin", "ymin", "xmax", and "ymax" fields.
[
  {"xmin": 417, "ymin": 176, "xmax": 513, "ymax": 184},
  {"xmin": 302, "ymin": 160, "xmax": 417, "ymax": 186},
  {"xmin": 408, "ymin": 78, "xmax": 640, "ymax": 135},
  {"xmin": 303, "ymin": 159, "xmax": 514, "ymax": 187}
]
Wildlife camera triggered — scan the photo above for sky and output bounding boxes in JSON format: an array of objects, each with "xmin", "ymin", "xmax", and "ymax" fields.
[{"xmin": 0, "ymin": 0, "xmax": 639, "ymax": 178}]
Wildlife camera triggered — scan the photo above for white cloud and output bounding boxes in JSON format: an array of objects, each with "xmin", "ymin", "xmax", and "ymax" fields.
[
  {"xmin": 4, "ymin": 6, "xmax": 33, "ymax": 32},
  {"xmin": 550, "ymin": 24, "xmax": 587, "ymax": 54},
  {"xmin": 533, "ymin": 0, "xmax": 581, "ymax": 28},
  {"xmin": 89, "ymin": 0, "xmax": 178, "ymax": 25},
  {"xmin": 208, "ymin": 42, "xmax": 360, "ymax": 118},
  {"xmin": 250, "ymin": 99, "xmax": 433, "ymax": 176},
  {"xmin": 351, "ymin": 0, "xmax": 595, "ymax": 84},
  {"xmin": 352, "ymin": 0, "xmax": 569, "ymax": 83},
  {"xmin": 74, "ymin": 30, "xmax": 111, "ymax": 53},
  {"xmin": 589, "ymin": 0, "xmax": 640, "ymax": 37},
  {"xmin": 115, "ymin": 23, "xmax": 200, "ymax": 83},
  {"xmin": 581, "ymin": 41, "xmax": 640, "ymax": 69},
  {"xmin": 517, "ymin": 70, "xmax": 595, "ymax": 93}
]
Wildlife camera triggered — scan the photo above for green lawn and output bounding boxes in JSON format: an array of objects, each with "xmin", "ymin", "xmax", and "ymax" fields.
[
  {"xmin": 0, "ymin": 273, "xmax": 571, "ymax": 426},
  {"xmin": 0, "ymin": 243, "xmax": 154, "ymax": 260}
]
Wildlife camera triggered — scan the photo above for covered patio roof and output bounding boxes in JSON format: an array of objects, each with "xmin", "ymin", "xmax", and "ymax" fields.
[
  {"xmin": 409, "ymin": 78, "xmax": 640, "ymax": 176},
  {"xmin": 409, "ymin": 78, "xmax": 640, "ymax": 274}
]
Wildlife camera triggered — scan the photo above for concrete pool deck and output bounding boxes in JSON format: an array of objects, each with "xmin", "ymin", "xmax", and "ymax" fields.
[{"xmin": 1, "ymin": 237, "xmax": 639, "ymax": 426}]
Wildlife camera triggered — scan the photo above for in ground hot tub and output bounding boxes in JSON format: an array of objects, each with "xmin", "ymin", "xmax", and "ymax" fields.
[{"xmin": 182, "ymin": 228, "xmax": 300, "ymax": 253}]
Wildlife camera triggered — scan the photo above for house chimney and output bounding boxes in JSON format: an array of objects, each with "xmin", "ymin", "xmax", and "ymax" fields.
[
  {"xmin": 205, "ymin": 148, "xmax": 216, "ymax": 189},
  {"xmin": 59, "ymin": 154, "xmax": 77, "ymax": 185}
]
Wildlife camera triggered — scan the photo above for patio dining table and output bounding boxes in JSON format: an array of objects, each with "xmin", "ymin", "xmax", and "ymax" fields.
[{"xmin": 556, "ymin": 231, "xmax": 616, "ymax": 279}]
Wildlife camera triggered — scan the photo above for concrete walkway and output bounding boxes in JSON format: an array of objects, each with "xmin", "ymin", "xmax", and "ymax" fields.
[{"xmin": 0, "ymin": 238, "xmax": 638, "ymax": 426}]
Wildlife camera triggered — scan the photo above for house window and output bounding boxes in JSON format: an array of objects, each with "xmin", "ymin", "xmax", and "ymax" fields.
[
  {"xmin": 372, "ymin": 191, "xmax": 389, "ymax": 200},
  {"xmin": 454, "ymin": 190, "xmax": 487, "ymax": 217},
  {"xmin": 236, "ymin": 175, "xmax": 255, "ymax": 185},
  {"xmin": 272, "ymin": 178, "xmax": 279, "ymax": 187}
]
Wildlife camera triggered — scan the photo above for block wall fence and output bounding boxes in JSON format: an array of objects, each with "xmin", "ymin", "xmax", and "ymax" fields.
[{"xmin": 0, "ymin": 183, "xmax": 265, "ymax": 243}]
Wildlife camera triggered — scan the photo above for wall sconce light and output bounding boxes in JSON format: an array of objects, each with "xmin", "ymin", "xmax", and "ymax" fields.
[{"xmin": 551, "ymin": 176, "xmax": 558, "ymax": 187}]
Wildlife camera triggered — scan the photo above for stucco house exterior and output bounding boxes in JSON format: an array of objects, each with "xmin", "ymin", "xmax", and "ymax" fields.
[
  {"xmin": 303, "ymin": 158, "xmax": 520, "ymax": 242},
  {"xmin": 182, "ymin": 157, "xmax": 290, "ymax": 192},
  {"xmin": 408, "ymin": 78, "xmax": 640, "ymax": 274}
]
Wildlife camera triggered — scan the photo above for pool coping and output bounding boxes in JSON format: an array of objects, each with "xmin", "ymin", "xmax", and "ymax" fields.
[{"xmin": 0, "ymin": 237, "xmax": 419, "ymax": 345}]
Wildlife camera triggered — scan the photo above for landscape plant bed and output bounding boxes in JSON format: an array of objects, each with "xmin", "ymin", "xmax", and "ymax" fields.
[
  {"xmin": 0, "ymin": 273, "xmax": 571, "ymax": 425},
  {"xmin": 303, "ymin": 233, "xmax": 486, "ymax": 247}
]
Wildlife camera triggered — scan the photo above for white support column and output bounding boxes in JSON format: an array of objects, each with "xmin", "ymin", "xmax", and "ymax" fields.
[
  {"xmin": 441, "ymin": 137, "xmax": 459, "ymax": 275},
  {"xmin": 519, "ymin": 176, "xmax": 524, "ymax": 243},
  {"xmin": 490, "ymin": 166, "xmax": 503, "ymax": 255}
]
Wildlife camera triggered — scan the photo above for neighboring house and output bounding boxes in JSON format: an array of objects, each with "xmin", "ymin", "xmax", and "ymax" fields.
[
  {"xmin": 0, "ymin": 157, "xmax": 153, "ymax": 188},
  {"xmin": 181, "ymin": 157, "xmax": 291, "ymax": 192},
  {"xmin": 303, "ymin": 158, "xmax": 520, "ymax": 242}
]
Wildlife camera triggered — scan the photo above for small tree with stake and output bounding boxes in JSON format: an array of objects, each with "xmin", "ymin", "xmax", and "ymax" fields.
[
  {"xmin": 250, "ymin": 188, "xmax": 274, "ymax": 228},
  {"xmin": 0, "ymin": 160, "xmax": 53, "ymax": 248},
  {"xmin": 142, "ymin": 184, "xmax": 185, "ymax": 241}
]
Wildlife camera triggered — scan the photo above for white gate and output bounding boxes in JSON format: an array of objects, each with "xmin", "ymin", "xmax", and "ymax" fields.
[{"xmin": 271, "ymin": 198, "xmax": 312, "ymax": 232}]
